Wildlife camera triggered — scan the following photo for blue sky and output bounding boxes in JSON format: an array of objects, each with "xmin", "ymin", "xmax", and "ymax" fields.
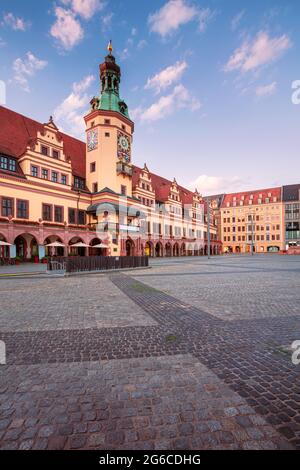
[{"xmin": 0, "ymin": 0, "xmax": 299, "ymax": 194}]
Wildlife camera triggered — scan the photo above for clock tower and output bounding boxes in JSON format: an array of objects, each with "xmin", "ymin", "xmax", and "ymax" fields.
[{"xmin": 84, "ymin": 41, "xmax": 134, "ymax": 196}]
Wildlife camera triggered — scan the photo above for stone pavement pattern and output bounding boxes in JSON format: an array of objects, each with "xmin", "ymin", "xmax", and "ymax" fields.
[{"xmin": 0, "ymin": 255, "xmax": 299, "ymax": 450}]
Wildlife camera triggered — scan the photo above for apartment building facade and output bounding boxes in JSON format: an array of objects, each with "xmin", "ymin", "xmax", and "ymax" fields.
[{"xmin": 221, "ymin": 188, "xmax": 284, "ymax": 254}]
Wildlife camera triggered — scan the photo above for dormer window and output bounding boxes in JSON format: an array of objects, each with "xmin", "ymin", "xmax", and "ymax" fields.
[
  {"xmin": 41, "ymin": 146, "xmax": 48, "ymax": 156},
  {"xmin": 0, "ymin": 155, "xmax": 17, "ymax": 172}
]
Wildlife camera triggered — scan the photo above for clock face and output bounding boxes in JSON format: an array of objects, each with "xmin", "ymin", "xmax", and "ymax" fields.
[
  {"xmin": 119, "ymin": 135, "xmax": 129, "ymax": 151},
  {"xmin": 87, "ymin": 129, "xmax": 98, "ymax": 151}
]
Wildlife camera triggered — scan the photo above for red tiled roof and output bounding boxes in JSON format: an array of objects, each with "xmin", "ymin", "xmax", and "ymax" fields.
[
  {"xmin": 0, "ymin": 106, "xmax": 86, "ymax": 177},
  {"xmin": 133, "ymin": 166, "xmax": 200, "ymax": 204},
  {"xmin": 222, "ymin": 188, "xmax": 281, "ymax": 207},
  {"xmin": 0, "ymin": 106, "xmax": 202, "ymax": 202}
]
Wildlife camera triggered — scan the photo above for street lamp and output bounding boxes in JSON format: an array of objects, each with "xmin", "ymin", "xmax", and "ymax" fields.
[{"xmin": 206, "ymin": 196, "xmax": 211, "ymax": 259}]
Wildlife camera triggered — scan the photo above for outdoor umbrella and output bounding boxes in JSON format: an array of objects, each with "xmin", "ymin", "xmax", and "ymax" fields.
[
  {"xmin": 0, "ymin": 241, "xmax": 12, "ymax": 246},
  {"xmin": 91, "ymin": 243, "xmax": 108, "ymax": 249},
  {"xmin": 70, "ymin": 242, "xmax": 90, "ymax": 248},
  {"xmin": 45, "ymin": 242, "xmax": 65, "ymax": 247}
]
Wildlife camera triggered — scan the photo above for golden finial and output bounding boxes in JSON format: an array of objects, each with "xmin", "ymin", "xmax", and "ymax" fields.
[{"xmin": 107, "ymin": 40, "xmax": 113, "ymax": 54}]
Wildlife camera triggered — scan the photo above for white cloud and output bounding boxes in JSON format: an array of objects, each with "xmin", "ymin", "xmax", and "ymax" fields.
[
  {"xmin": 137, "ymin": 39, "xmax": 147, "ymax": 50},
  {"xmin": 13, "ymin": 52, "xmax": 47, "ymax": 92},
  {"xmin": 3, "ymin": 12, "xmax": 30, "ymax": 31},
  {"xmin": 134, "ymin": 84, "xmax": 201, "ymax": 122},
  {"xmin": 72, "ymin": 74, "xmax": 95, "ymax": 94},
  {"xmin": 0, "ymin": 37, "xmax": 6, "ymax": 47},
  {"xmin": 50, "ymin": 7, "xmax": 84, "ymax": 50},
  {"xmin": 224, "ymin": 31, "xmax": 292, "ymax": 73},
  {"xmin": 148, "ymin": 0, "xmax": 213, "ymax": 37},
  {"xmin": 120, "ymin": 47, "xmax": 130, "ymax": 61},
  {"xmin": 145, "ymin": 61, "xmax": 188, "ymax": 94},
  {"xmin": 255, "ymin": 81, "xmax": 277, "ymax": 96},
  {"xmin": 231, "ymin": 10, "xmax": 245, "ymax": 31},
  {"xmin": 101, "ymin": 12, "xmax": 113, "ymax": 31},
  {"xmin": 53, "ymin": 75, "xmax": 95, "ymax": 138},
  {"xmin": 62, "ymin": 0, "xmax": 104, "ymax": 19},
  {"xmin": 189, "ymin": 175, "xmax": 249, "ymax": 196}
]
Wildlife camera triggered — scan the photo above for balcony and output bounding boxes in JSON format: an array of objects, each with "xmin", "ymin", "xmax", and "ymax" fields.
[{"xmin": 116, "ymin": 161, "xmax": 133, "ymax": 176}]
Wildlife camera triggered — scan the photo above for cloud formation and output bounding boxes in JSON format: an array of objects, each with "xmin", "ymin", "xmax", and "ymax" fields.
[
  {"xmin": 255, "ymin": 81, "xmax": 277, "ymax": 96},
  {"xmin": 53, "ymin": 75, "xmax": 95, "ymax": 138},
  {"xmin": 231, "ymin": 10, "xmax": 245, "ymax": 31},
  {"xmin": 189, "ymin": 175, "xmax": 249, "ymax": 196},
  {"xmin": 145, "ymin": 61, "xmax": 188, "ymax": 94},
  {"xmin": 2, "ymin": 12, "xmax": 30, "ymax": 31},
  {"xmin": 133, "ymin": 84, "xmax": 201, "ymax": 122},
  {"xmin": 13, "ymin": 52, "xmax": 47, "ymax": 92},
  {"xmin": 51, "ymin": 1, "xmax": 104, "ymax": 50},
  {"xmin": 224, "ymin": 31, "xmax": 291, "ymax": 73},
  {"xmin": 148, "ymin": 0, "xmax": 213, "ymax": 37},
  {"xmin": 62, "ymin": 0, "xmax": 104, "ymax": 20},
  {"xmin": 51, "ymin": 7, "xmax": 84, "ymax": 50}
]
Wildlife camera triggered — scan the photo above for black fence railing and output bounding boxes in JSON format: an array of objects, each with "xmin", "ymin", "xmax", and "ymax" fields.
[{"xmin": 48, "ymin": 256, "xmax": 149, "ymax": 273}]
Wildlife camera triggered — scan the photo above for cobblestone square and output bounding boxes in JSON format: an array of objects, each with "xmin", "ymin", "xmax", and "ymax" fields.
[{"xmin": 0, "ymin": 255, "xmax": 300, "ymax": 450}]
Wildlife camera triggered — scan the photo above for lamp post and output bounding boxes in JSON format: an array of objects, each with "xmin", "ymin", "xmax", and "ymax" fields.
[{"xmin": 207, "ymin": 196, "xmax": 211, "ymax": 259}]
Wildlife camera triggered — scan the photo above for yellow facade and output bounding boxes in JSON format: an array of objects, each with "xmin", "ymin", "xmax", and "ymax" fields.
[{"xmin": 221, "ymin": 190, "xmax": 285, "ymax": 254}]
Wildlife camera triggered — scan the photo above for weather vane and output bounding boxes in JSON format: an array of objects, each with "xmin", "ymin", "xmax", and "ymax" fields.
[{"xmin": 107, "ymin": 40, "xmax": 113, "ymax": 55}]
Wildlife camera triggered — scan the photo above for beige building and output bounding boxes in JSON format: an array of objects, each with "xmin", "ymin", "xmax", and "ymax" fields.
[{"xmin": 221, "ymin": 188, "xmax": 284, "ymax": 254}]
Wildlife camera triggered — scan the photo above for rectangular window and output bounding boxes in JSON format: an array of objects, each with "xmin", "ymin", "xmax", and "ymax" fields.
[
  {"xmin": 93, "ymin": 182, "xmax": 98, "ymax": 193},
  {"xmin": 0, "ymin": 155, "xmax": 16, "ymax": 171},
  {"xmin": 17, "ymin": 200, "xmax": 28, "ymax": 219},
  {"xmin": 1, "ymin": 197, "xmax": 14, "ymax": 217},
  {"xmin": 90, "ymin": 162, "xmax": 96, "ymax": 172},
  {"xmin": 8, "ymin": 159, "xmax": 16, "ymax": 172},
  {"xmin": 68, "ymin": 208, "xmax": 76, "ymax": 224},
  {"xmin": 51, "ymin": 171, "xmax": 58, "ymax": 183},
  {"xmin": 104, "ymin": 119, "xmax": 111, "ymax": 125},
  {"xmin": 54, "ymin": 206, "xmax": 63, "ymax": 223},
  {"xmin": 52, "ymin": 150, "xmax": 59, "ymax": 159},
  {"xmin": 105, "ymin": 132, "xmax": 110, "ymax": 137},
  {"xmin": 41, "ymin": 146, "xmax": 48, "ymax": 156},
  {"xmin": 121, "ymin": 185, "xmax": 127, "ymax": 196},
  {"xmin": 74, "ymin": 176, "xmax": 85, "ymax": 189},
  {"xmin": 31, "ymin": 165, "xmax": 38, "ymax": 177},
  {"xmin": 0, "ymin": 156, "xmax": 8, "ymax": 170},
  {"xmin": 78, "ymin": 210, "xmax": 85, "ymax": 225},
  {"xmin": 42, "ymin": 168, "xmax": 49, "ymax": 179},
  {"xmin": 42, "ymin": 204, "xmax": 52, "ymax": 221},
  {"xmin": 61, "ymin": 174, "xmax": 67, "ymax": 185}
]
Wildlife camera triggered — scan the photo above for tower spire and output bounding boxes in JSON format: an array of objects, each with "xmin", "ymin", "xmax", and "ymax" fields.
[{"xmin": 107, "ymin": 39, "xmax": 113, "ymax": 55}]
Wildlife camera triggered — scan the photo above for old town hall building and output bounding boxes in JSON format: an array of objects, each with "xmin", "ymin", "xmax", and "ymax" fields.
[{"xmin": 0, "ymin": 43, "xmax": 220, "ymax": 261}]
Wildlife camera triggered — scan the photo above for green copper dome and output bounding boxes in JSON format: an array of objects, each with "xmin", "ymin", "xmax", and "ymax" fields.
[{"xmin": 90, "ymin": 45, "xmax": 131, "ymax": 120}]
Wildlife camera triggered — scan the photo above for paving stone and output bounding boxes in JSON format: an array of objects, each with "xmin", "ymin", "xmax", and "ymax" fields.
[
  {"xmin": 69, "ymin": 435, "xmax": 87, "ymax": 449},
  {"xmin": 1, "ymin": 256, "xmax": 299, "ymax": 450}
]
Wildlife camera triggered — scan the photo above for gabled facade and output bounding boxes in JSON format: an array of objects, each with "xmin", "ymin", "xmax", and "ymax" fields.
[{"xmin": 0, "ymin": 44, "xmax": 221, "ymax": 260}]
